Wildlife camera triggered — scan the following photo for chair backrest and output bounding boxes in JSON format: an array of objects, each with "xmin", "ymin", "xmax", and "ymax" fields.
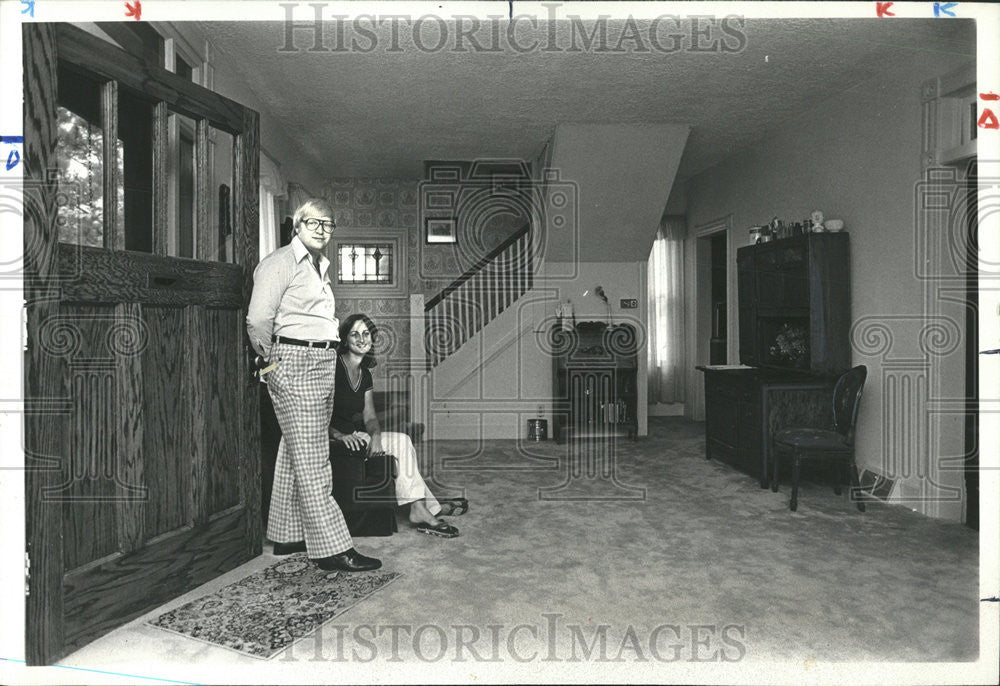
[{"xmin": 832, "ymin": 365, "xmax": 867, "ymax": 439}]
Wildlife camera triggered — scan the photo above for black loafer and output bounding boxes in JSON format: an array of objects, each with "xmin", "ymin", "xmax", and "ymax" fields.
[
  {"xmin": 272, "ymin": 541, "xmax": 306, "ymax": 555},
  {"xmin": 314, "ymin": 548, "xmax": 382, "ymax": 572}
]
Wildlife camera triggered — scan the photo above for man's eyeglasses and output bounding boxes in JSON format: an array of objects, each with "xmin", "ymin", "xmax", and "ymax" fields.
[
  {"xmin": 302, "ymin": 217, "xmax": 336, "ymax": 234},
  {"xmin": 348, "ymin": 331, "xmax": 373, "ymax": 342}
]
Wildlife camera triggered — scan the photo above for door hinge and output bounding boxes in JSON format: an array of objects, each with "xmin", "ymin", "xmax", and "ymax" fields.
[
  {"xmin": 22, "ymin": 301, "xmax": 28, "ymax": 352},
  {"xmin": 24, "ymin": 552, "xmax": 30, "ymax": 597}
]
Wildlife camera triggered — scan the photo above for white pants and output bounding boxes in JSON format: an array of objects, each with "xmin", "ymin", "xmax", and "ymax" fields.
[{"xmin": 357, "ymin": 431, "xmax": 441, "ymax": 515}]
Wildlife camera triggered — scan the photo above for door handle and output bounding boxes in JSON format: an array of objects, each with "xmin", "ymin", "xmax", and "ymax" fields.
[{"xmin": 147, "ymin": 273, "xmax": 179, "ymax": 288}]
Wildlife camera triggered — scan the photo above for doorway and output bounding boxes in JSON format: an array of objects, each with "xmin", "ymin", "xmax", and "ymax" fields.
[
  {"xmin": 692, "ymin": 216, "xmax": 733, "ymax": 420},
  {"xmin": 709, "ymin": 232, "xmax": 728, "ymax": 365},
  {"xmin": 964, "ymin": 158, "xmax": 978, "ymax": 530}
]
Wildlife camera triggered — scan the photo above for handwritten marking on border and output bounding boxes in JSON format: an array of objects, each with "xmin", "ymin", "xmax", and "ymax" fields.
[
  {"xmin": 2, "ymin": 138, "xmax": 21, "ymax": 171},
  {"xmin": 125, "ymin": 1, "xmax": 141, "ymax": 21},
  {"xmin": 20, "ymin": 0, "xmax": 34, "ymax": 17},
  {"xmin": 933, "ymin": 2, "xmax": 957, "ymax": 17},
  {"xmin": 876, "ymin": 2, "xmax": 895, "ymax": 17},
  {"xmin": 979, "ymin": 92, "xmax": 999, "ymax": 131}
]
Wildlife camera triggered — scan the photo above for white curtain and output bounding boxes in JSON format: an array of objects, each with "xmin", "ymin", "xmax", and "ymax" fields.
[
  {"xmin": 259, "ymin": 151, "xmax": 286, "ymax": 260},
  {"xmin": 287, "ymin": 182, "xmax": 315, "ymax": 216},
  {"xmin": 647, "ymin": 215, "xmax": 686, "ymax": 404}
]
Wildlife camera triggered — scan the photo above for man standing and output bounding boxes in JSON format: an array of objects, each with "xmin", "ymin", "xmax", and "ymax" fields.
[{"xmin": 247, "ymin": 198, "xmax": 381, "ymax": 571}]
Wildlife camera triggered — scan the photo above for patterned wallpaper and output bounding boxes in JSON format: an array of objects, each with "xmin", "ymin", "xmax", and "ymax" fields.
[
  {"xmin": 319, "ymin": 176, "xmax": 529, "ymax": 370},
  {"xmin": 322, "ymin": 178, "xmax": 416, "ymax": 366}
]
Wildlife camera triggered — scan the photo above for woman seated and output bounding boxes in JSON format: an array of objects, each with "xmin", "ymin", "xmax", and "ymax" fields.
[{"xmin": 330, "ymin": 313, "xmax": 467, "ymax": 538}]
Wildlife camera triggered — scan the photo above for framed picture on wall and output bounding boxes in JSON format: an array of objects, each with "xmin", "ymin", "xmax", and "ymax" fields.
[{"xmin": 425, "ymin": 217, "xmax": 457, "ymax": 244}]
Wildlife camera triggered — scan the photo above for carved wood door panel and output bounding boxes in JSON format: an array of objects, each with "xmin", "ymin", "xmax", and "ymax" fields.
[{"xmin": 23, "ymin": 24, "xmax": 261, "ymax": 664}]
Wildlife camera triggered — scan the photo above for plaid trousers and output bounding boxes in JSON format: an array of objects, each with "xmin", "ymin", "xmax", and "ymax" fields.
[{"xmin": 265, "ymin": 343, "xmax": 353, "ymax": 558}]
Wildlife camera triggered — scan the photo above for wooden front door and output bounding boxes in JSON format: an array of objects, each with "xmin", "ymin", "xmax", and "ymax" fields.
[{"xmin": 24, "ymin": 24, "xmax": 261, "ymax": 664}]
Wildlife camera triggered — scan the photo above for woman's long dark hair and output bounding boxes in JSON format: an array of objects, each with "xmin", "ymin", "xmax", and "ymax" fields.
[{"xmin": 338, "ymin": 313, "xmax": 378, "ymax": 369}]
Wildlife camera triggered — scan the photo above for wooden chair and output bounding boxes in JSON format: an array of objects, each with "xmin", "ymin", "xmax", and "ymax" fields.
[{"xmin": 770, "ymin": 365, "xmax": 868, "ymax": 512}]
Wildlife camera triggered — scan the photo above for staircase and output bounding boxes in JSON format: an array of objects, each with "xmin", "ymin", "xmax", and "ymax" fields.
[{"xmin": 423, "ymin": 223, "xmax": 533, "ymax": 367}]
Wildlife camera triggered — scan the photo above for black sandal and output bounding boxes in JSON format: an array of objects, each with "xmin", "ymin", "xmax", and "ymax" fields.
[
  {"xmin": 438, "ymin": 497, "xmax": 469, "ymax": 516},
  {"xmin": 416, "ymin": 520, "xmax": 460, "ymax": 538}
]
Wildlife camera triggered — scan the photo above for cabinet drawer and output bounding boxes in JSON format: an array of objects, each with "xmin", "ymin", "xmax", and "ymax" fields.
[
  {"xmin": 738, "ymin": 383, "xmax": 757, "ymax": 404},
  {"xmin": 708, "ymin": 438, "xmax": 737, "ymax": 467},
  {"xmin": 707, "ymin": 400, "xmax": 738, "ymax": 447},
  {"xmin": 705, "ymin": 374, "xmax": 738, "ymax": 398},
  {"xmin": 737, "ymin": 403, "xmax": 762, "ymax": 479},
  {"xmin": 738, "ymin": 405, "xmax": 761, "ymax": 450}
]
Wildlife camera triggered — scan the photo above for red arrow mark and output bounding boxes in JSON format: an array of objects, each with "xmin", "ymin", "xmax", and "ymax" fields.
[
  {"xmin": 876, "ymin": 2, "xmax": 895, "ymax": 17},
  {"xmin": 980, "ymin": 92, "xmax": 1000, "ymax": 102},
  {"xmin": 125, "ymin": 1, "xmax": 141, "ymax": 21}
]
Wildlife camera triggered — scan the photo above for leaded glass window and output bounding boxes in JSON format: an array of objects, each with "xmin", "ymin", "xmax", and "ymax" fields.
[{"xmin": 338, "ymin": 242, "xmax": 394, "ymax": 284}]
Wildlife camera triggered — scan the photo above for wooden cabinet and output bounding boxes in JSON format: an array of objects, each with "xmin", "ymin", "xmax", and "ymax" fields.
[
  {"xmin": 737, "ymin": 386, "xmax": 762, "ymax": 476},
  {"xmin": 737, "ymin": 233, "xmax": 850, "ymax": 375},
  {"xmin": 700, "ymin": 233, "xmax": 851, "ymax": 486},
  {"xmin": 703, "ymin": 371, "xmax": 739, "ymax": 459},
  {"xmin": 737, "ymin": 250, "xmax": 758, "ymax": 367},
  {"xmin": 698, "ymin": 367, "xmax": 835, "ymax": 486},
  {"xmin": 552, "ymin": 322, "xmax": 638, "ymax": 441},
  {"xmin": 701, "ymin": 369, "xmax": 763, "ymax": 482}
]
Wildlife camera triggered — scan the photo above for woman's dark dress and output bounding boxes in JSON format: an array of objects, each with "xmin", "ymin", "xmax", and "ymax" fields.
[{"xmin": 330, "ymin": 355, "xmax": 374, "ymax": 435}]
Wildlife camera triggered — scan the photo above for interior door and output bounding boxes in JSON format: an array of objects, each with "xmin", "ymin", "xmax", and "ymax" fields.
[
  {"xmin": 964, "ymin": 158, "xmax": 978, "ymax": 530},
  {"xmin": 23, "ymin": 24, "xmax": 261, "ymax": 664}
]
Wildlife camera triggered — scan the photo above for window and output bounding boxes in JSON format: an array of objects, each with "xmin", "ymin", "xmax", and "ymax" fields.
[
  {"xmin": 175, "ymin": 55, "xmax": 193, "ymax": 82},
  {"xmin": 55, "ymin": 105, "xmax": 123, "ymax": 248},
  {"xmin": 329, "ymin": 229, "xmax": 407, "ymax": 297},
  {"xmin": 338, "ymin": 243, "xmax": 394, "ymax": 284},
  {"xmin": 56, "ymin": 64, "xmax": 151, "ymax": 251}
]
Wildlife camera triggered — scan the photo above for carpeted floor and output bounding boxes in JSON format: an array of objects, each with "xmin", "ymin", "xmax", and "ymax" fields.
[{"xmin": 59, "ymin": 417, "xmax": 980, "ymax": 678}]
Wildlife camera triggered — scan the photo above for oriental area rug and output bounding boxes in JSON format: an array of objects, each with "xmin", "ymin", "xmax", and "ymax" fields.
[{"xmin": 147, "ymin": 554, "xmax": 401, "ymax": 659}]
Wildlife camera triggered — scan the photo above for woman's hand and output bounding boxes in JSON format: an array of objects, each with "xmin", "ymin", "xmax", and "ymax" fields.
[{"xmin": 339, "ymin": 431, "xmax": 369, "ymax": 453}]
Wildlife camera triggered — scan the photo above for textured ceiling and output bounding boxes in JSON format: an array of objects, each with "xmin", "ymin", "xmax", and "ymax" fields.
[{"xmin": 193, "ymin": 18, "xmax": 974, "ymax": 181}]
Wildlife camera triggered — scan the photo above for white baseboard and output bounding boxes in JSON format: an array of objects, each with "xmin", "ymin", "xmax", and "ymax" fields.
[
  {"xmin": 648, "ymin": 402, "xmax": 685, "ymax": 417},
  {"xmin": 426, "ymin": 412, "xmax": 529, "ymax": 441}
]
